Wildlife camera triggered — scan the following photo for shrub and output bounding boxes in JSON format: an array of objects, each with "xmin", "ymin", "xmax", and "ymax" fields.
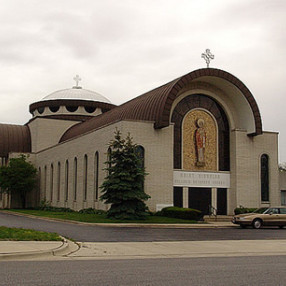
[
  {"xmin": 36, "ymin": 201, "xmax": 74, "ymax": 212},
  {"xmin": 156, "ymin": 207, "xmax": 201, "ymax": 221},
  {"xmin": 78, "ymin": 208, "xmax": 106, "ymax": 215},
  {"xmin": 234, "ymin": 206, "xmax": 257, "ymax": 215}
]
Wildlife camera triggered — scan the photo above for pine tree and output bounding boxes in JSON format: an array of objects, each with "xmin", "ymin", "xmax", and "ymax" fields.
[{"xmin": 100, "ymin": 130, "xmax": 150, "ymax": 219}]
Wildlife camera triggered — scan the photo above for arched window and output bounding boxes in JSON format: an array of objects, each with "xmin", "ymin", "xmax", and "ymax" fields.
[
  {"xmin": 57, "ymin": 162, "xmax": 61, "ymax": 201},
  {"xmin": 44, "ymin": 166, "xmax": 47, "ymax": 200},
  {"xmin": 66, "ymin": 106, "xmax": 78, "ymax": 112},
  {"xmin": 135, "ymin": 145, "xmax": 145, "ymax": 168},
  {"xmin": 83, "ymin": 155, "xmax": 88, "ymax": 201},
  {"xmin": 107, "ymin": 147, "xmax": 112, "ymax": 175},
  {"xmin": 135, "ymin": 145, "xmax": 145, "ymax": 191},
  {"xmin": 65, "ymin": 160, "xmax": 69, "ymax": 201},
  {"xmin": 94, "ymin": 152, "xmax": 99, "ymax": 200},
  {"xmin": 73, "ymin": 157, "xmax": 77, "ymax": 201},
  {"xmin": 50, "ymin": 164, "xmax": 54, "ymax": 202},
  {"xmin": 261, "ymin": 154, "xmax": 269, "ymax": 202},
  {"xmin": 38, "ymin": 167, "xmax": 41, "ymax": 203}
]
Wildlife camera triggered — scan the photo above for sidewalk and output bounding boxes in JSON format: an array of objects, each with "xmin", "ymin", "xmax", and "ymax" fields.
[
  {"xmin": 0, "ymin": 237, "xmax": 79, "ymax": 260},
  {"xmin": 1, "ymin": 238, "xmax": 286, "ymax": 261}
]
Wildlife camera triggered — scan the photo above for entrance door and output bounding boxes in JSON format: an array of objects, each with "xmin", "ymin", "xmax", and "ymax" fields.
[
  {"xmin": 188, "ymin": 187, "xmax": 211, "ymax": 215},
  {"xmin": 217, "ymin": 188, "xmax": 227, "ymax": 215}
]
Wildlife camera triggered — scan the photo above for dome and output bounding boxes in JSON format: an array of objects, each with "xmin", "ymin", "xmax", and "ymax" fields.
[{"xmin": 41, "ymin": 87, "xmax": 111, "ymax": 104}]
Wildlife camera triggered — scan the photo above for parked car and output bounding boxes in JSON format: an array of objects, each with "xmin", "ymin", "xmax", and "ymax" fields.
[{"xmin": 232, "ymin": 207, "xmax": 286, "ymax": 229}]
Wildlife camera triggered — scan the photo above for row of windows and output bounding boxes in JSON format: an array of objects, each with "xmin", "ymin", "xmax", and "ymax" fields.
[
  {"xmin": 39, "ymin": 146, "xmax": 145, "ymax": 204},
  {"xmin": 40, "ymin": 152, "xmax": 99, "ymax": 203},
  {"xmin": 37, "ymin": 105, "xmax": 97, "ymax": 114}
]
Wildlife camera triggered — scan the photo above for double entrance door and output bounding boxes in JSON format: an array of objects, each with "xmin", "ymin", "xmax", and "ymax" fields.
[{"xmin": 173, "ymin": 187, "xmax": 227, "ymax": 215}]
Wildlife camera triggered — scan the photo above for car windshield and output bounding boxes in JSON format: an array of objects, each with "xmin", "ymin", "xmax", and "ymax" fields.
[{"xmin": 253, "ymin": 208, "xmax": 268, "ymax": 214}]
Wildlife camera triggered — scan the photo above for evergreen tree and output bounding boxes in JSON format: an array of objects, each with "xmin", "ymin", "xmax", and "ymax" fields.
[
  {"xmin": 0, "ymin": 155, "xmax": 37, "ymax": 208},
  {"xmin": 100, "ymin": 130, "xmax": 150, "ymax": 219}
]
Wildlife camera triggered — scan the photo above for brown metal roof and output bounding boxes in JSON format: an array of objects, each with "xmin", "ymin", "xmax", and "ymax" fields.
[
  {"xmin": 0, "ymin": 124, "xmax": 31, "ymax": 157},
  {"xmin": 60, "ymin": 68, "xmax": 262, "ymax": 143}
]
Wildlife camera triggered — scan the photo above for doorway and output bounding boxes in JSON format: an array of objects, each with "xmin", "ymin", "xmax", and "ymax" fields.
[
  {"xmin": 217, "ymin": 188, "xmax": 227, "ymax": 215},
  {"xmin": 188, "ymin": 187, "xmax": 211, "ymax": 215}
]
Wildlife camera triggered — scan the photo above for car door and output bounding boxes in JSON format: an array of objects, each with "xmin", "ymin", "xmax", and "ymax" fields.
[
  {"xmin": 263, "ymin": 208, "xmax": 280, "ymax": 226},
  {"xmin": 278, "ymin": 208, "xmax": 286, "ymax": 226}
]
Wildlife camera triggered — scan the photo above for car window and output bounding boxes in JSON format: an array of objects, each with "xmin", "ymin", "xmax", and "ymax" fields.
[
  {"xmin": 254, "ymin": 208, "xmax": 268, "ymax": 214},
  {"xmin": 279, "ymin": 208, "xmax": 286, "ymax": 214},
  {"xmin": 265, "ymin": 208, "xmax": 279, "ymax": 214}
]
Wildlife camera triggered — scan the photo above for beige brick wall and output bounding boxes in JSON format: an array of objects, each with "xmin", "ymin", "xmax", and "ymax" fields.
[
  {"xmin": 230, "ymin": 130, "xmax": 279, "ymax": 212},
  {"xmin": 31, "ymin": 120, "xmax": 280, "ymax": 214},
  {"xmin": 35, "ymin": 120, "xmax": 174, "ymax": 212},
  {"xmin": 280, "ymin": 171, "xmax": 286, "ymax": 189},
  {"xmin": 28, "ymin": 118, "xmax": 80, "ymax": 153}
]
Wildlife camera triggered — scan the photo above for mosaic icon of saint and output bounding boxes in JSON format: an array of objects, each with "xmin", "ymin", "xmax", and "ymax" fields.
[{"xmin": 195, "ymin": 118, "xmax": 206, "ymax": 167}]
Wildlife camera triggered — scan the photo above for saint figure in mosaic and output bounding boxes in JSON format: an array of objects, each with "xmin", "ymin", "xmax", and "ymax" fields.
[{"xmin": 195, "ymin": 118, "xmax": 206, "ymax": 166}]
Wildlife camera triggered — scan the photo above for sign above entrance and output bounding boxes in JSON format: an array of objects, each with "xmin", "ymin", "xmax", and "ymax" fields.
[{"xmin": 173, "ymin": 170, "xmax": 230, "ymax": 188}]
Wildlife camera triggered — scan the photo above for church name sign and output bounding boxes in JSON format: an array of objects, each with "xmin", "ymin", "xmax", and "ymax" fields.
[{"xmin": 173, "ymin": 170, "xmax": 230, "ymax": 188}]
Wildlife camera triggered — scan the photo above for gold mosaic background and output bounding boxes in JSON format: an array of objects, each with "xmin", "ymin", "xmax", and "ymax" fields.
[{"xmin": 182, "ymin": 109, "xmax": 218, "ymax": 171}]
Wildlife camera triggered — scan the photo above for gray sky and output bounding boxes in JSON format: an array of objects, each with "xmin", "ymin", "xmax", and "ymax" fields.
[{"xmin": 0, "ymin": 0, "xmax": 285, "ymax": 162}]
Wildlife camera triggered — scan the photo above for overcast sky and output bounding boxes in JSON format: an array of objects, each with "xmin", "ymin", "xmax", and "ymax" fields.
[{"xmin": 0, "ymin": 0, "xmax": 285, "ymax": 162}]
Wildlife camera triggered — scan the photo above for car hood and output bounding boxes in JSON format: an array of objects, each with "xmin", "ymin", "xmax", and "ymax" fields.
[{"xmin": 234, "ymin": 213, "xmax": 256, "ymax": 218}]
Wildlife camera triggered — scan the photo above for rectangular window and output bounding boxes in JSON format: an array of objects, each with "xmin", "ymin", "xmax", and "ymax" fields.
[
  {"xmin": 281, "ymin": 191, "xmax": 286, "ymax": 206},
  {"xmin": 173, "ymin": 187, "xmax": 183, "ymax": 207}
]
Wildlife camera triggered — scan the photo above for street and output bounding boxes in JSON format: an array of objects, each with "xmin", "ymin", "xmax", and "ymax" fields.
[
  {"xmin": 1, "ymin": 256, "xmax": 286, "ymax": 286},
  {"xmin": 1, "ymin": 211, "xmax": 286, "ymax": 285},
  {"xmin": 1, "ymin": 212, "xmax": 286, "ymax": 242}
]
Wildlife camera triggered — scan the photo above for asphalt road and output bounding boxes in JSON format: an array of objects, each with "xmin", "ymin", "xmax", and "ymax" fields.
[
  {"xmin": 1, "ymin": 211, "xmax": 286, "ymax": 242},
  {"xmin": 1, "ymin": 256, "xmax": 286, "ymax": 285}
]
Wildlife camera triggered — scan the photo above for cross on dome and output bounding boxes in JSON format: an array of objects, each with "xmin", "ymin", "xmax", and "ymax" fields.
[{"xmin": 73, "ymin": 75, "xmax": 82, "ymax": 88}]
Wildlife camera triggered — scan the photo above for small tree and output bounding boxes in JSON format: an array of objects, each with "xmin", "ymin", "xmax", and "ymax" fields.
[
  {"xmin": 100, "ymin": 130, "xmax": 150, "ymax": 219},
  {"xmin": 0, "ymin": 155, "xmax": 37, "ymax": 209}
]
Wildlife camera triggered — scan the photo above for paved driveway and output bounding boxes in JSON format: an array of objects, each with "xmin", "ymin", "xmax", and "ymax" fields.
[{"xmin": 1, "ymin": 211, "xmax": 286, "ymax": 242}]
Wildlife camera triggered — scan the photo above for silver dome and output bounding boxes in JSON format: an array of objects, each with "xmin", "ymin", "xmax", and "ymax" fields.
[{"xmin": 41, "ymin": 87, "xmax": 111, "ymax": 104}]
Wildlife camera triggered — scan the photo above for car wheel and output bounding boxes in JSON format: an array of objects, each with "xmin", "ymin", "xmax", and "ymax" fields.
[
  {"xmin": 279, "ymin": 226, "xmax": 284, "ymax": 229},
  {"xmin": 252, "ymin": 219, "xmax": 262, "ymax": 229}
]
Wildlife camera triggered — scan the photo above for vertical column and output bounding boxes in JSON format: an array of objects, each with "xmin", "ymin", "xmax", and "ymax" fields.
[
  {"xmin": 211, "ymin": 187, "xmax": 217, "ymax": 212},
  {"xmin": 183, "ymin": 187, "xmax": 189, "ymax": 208}
]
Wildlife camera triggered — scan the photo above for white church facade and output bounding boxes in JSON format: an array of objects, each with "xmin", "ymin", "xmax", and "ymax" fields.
[{"xmin": 0, "ymin": 68, "xmax": 282, "ymax": 215}]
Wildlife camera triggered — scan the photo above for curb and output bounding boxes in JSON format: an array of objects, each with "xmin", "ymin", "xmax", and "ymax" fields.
[
  {"xmin": 0, "ymin": 210, "xmax": 236, "ymax": 229},
  {"xmin": 0, "ymin": 237, "xmax": 80, "ymax": 261}
]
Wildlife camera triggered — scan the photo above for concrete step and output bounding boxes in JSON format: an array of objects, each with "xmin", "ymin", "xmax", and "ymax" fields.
[{"xmin": 203, "ymin": 215, "xmax": 233, "ymax": 222}]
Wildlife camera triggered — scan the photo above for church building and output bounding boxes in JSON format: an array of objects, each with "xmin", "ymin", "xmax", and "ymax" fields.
[{"xmin": 0, "ymin": 68, "xmax": 281, "ymax": 215}]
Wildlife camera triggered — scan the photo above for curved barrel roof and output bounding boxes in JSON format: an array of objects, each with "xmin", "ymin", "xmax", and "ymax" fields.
[
  {"xmin": 0, "ymin": 124, "xmax": 31, "ymax": 157},
  {"xmin": 60, "ymin": 68, "xmax": 262, "ymax": 143}
]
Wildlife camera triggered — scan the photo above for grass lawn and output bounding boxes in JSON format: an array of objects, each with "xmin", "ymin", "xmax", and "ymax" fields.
[
  {"xmin": 6, "ymin": 209, "xmax": 199, "ymax": 224},
  {"xmin": 0, "ymin": 226, "xmax": 62, "ymax": 241}
]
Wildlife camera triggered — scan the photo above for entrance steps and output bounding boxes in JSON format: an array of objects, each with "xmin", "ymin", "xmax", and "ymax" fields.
[{"xmin": 203, "ymin": 215, "xmax": 233, "ymax": 222}]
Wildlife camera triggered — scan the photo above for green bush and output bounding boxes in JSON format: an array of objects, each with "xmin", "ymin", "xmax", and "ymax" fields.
[
  {"xmin": 156, "ymin": 207, "xmax": 201, "ymax": 221},
  {"xmin": 78, "ymin": 208, "xmax": 106, "ymax": 215},
  {"xmin": 234, "ymin": 206, "xmax": 257, "ymax": 215},
  {"xmin": 37, "ymin": 199, "xmax": 74, "ymax": 212}
]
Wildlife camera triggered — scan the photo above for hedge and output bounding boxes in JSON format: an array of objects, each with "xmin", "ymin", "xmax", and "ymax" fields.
[
  {"xmin": 156, "ymin": 207, "xmax": 202, "ymax": 220},
  {"xmin": 234, "ymin": 207, "xmax": 257, "ymax": 215}
]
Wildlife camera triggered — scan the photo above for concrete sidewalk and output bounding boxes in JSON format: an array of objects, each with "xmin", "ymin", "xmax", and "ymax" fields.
[
  {"xmin": 1, "ymin": 239, "xmax": 286, "ymax": 261},
  {"xmin": 0, "ymin": 238, "xmax": 79, "ymax": 260},
  {"xmin": 71, "ymin": 240, "xmax": 286, "ymax": 260}
]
